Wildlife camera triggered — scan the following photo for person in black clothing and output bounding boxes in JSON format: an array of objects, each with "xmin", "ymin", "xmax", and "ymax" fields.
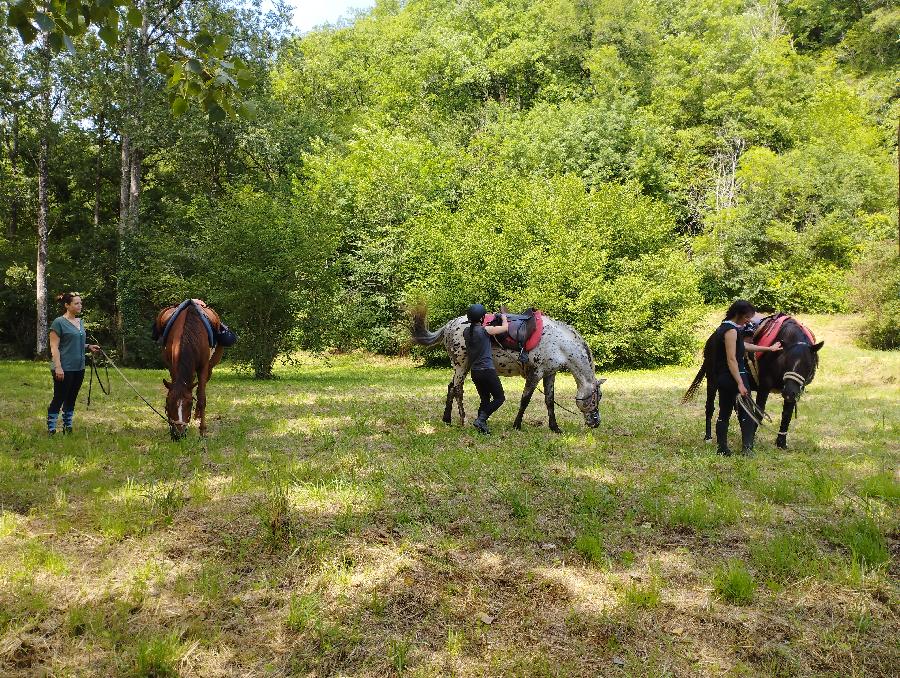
[
  {"xmin": 465, "ymin": 303, "xmax": 509, "ymax": 434},
  {"xmin": 713, "ymin": 300, "xmax": 783, "ymax": 456}
]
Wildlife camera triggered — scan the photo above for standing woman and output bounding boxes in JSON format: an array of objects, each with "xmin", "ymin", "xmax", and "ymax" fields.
[
  {"xmin": 47, "ymin": 292, "xmax": 100, "ymax": 435},
  {"xmin": 465, "ymin": 304, "xmax": 509, "ymax": 434},
  {"xmin": 713, "ymin": 299, "xmax": 758, "ymax": 456}
]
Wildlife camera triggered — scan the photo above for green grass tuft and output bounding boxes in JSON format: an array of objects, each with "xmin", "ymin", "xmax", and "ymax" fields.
[
  {"xmin": 836, "ymin": 516, "xmax": 890, "ymax": 569},
  {"xmin": 713, "ymin": 559, "xmax": 755, "ymax": 605}
]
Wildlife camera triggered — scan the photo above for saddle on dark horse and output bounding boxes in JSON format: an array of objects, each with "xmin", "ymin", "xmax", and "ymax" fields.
[
  {"xmin": 483, "ymin": 307, "xmax": 544, "ymax": 363},
  {"xmin": 745, "ymin": 312, "xmax": 815, "ymax": 388}
]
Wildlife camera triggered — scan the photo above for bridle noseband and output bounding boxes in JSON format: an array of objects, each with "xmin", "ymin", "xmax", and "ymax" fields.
[{"xmin": 575, "ymin": 383, "xmax": 601, "ymax": 412}]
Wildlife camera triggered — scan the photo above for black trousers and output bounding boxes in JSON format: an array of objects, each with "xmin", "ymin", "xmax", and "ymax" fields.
[
  {"xmin": 715, "ymin": 372, "xmax": 756, "ymax": 450},
  {"xmin": 49, "ymin": 369, "xmax": 85, "ymax": 413},
  {"xmin": 471, "ymin": 368, "xmax": 505, "ymax": 421}
]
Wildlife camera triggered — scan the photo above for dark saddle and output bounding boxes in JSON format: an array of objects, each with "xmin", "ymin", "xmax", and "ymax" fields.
[
  {"xmin": 483, "ymin": 307, "xmax": 544, "ymax": 362},
  {"xmin": 152, "ymin": 300, "xmax": 237, "ymax": 348}
]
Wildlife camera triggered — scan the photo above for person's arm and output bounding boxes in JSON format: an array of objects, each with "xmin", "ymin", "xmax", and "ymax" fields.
[
  {"xmin": 49, "ymin": 330, "xmax": 64, "ymax": 381},
  {"xmin": 724, "ymin": 328, "xmax": 748, "ymax": 396},
  {"xmin": 484, "ymin": 314, "xmax": 509, "ymax": 336},
  {"xmin": 744, "ymin": 340, "xmax": 782, "ymax": 352}
]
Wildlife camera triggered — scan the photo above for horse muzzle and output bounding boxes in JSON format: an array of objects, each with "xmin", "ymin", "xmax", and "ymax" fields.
[
  {"xmin": 585, "ymin": 410, "xmax": 601, "ymax": 428},
  {"xmin": 169, "ymin": 422, "xmax": 189, "ymax": 441}
]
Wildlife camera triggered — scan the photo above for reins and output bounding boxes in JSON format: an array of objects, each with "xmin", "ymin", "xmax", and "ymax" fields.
[{"xmin": 86, "ymin": 350, "xmax": 110, "ymax": 406}]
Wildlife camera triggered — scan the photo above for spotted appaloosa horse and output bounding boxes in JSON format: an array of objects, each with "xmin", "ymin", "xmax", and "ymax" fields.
[
  {"xmin": 411, "ymin": 308, "xmax": 605, "ymax": 431},
  {"xmin": 684, "ymin": 316, "xmax": 823, "ymax": 449},
  {"xmin": 155, "ymin": 301, "xmax": 224, "ymax": 440}
]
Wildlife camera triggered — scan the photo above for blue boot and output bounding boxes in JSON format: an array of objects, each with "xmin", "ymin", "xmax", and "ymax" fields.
[{"xmin": 61, "ymin": 410, "xmax": 74, "ymax": 435}]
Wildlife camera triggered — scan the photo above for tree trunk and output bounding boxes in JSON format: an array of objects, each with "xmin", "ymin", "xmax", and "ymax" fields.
[
  {"xmin": 93, "ymin": 113, "xmax": 105, "ymax": 228},
  {"xmin": 128, "ymin": 146, "xmax": 141, "ymax": 226},
  {"xmin": 35, "ymin": 48, "xmax": 52, "ymax": 359},
  {"xmin": 8, "ymin": 111, "xmax": 19, "ymax": 238}
]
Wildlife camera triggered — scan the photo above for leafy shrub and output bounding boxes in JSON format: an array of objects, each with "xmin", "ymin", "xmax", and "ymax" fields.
[{"xmin": 850, "ymin": 243, "xmax": 900, "ymax": 350}]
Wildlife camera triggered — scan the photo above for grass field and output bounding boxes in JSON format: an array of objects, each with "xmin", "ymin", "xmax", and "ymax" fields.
[{"xmin": 0, "ymin": 314, "xmax": 897, "ymax": 677}]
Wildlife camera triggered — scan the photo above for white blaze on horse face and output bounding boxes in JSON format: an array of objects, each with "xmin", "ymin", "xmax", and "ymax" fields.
[{"xmin": 178, "ymin": 402, "xmax": 184, "ymax": 424}]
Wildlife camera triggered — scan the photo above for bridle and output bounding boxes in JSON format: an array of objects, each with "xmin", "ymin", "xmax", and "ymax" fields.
[{"xmin": 575, "ymin": 382, "xmax": 601, "ymax": 413}]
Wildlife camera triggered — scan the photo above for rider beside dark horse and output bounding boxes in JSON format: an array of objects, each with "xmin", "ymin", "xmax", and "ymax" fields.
[{"xmin": 684, "ymin": 300, "xmax": 823, "ymax": 455}]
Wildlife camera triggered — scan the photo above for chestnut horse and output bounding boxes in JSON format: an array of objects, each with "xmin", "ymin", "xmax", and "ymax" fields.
[{"xmin": 155, "ymin": 301, "xmax": 224, "ymax": 439}]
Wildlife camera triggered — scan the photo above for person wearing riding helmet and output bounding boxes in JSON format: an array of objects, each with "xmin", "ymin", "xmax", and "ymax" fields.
[
  {"xmin": 713, "ymin": 299, "xmax": 780, "ymax": 456},
  {"xmin": 465, "ymin": 304, "xmax": 509, "ymax": 434}
]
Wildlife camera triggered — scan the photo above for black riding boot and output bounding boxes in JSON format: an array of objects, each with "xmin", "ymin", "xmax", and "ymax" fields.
[
  {"xmin": 715, "ymin": 417, "xmax": 732, "ymax": 456},
  {"xmin": 740, "ymin": 417, "xmax": 757, "ymax": 457}
]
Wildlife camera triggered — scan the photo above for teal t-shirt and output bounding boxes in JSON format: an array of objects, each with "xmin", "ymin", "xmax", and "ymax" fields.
[{"xmin": 49, "ymin": 316, "xmax": 86, "ymax": 372}]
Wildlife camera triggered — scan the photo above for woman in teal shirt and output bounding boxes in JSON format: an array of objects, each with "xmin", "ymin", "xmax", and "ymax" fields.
[{"xmin": 47, "ymin": 292, "xmax": 100, "ymax": 435}]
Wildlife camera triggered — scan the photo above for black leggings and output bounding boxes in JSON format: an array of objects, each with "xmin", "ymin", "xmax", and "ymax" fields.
[
  {"xmin": 715, "ymin": 372, "xmax": 755, "ymax": 449},
  {"xmin": 49, "ymin": 370, "xmax": 85, "ymax": 413},
  {"xmin": 471, "ymin": 369, "xmax": 505, "ymax": 421}
]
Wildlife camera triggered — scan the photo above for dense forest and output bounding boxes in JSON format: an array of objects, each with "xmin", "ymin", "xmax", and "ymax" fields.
[{"xmin": 1, "ymin": 0, "xmax": 897, "ymax": 377}]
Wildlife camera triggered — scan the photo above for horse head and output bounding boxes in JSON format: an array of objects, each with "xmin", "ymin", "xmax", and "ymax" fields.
[
  {"xmin": 778, "ymin": 340, "xmax": 823, "ymax": 403},
  {"xmin": 163, "ymin": 377, "xmax": 196, "ymax": 440},
  {"xmin": 575, "ymin": 378, "xmax": 606, "ymax": 428}
]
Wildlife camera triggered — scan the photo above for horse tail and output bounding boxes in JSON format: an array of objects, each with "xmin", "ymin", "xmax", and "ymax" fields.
[
  {"xmin": 410, "ymin": 306, "xmax": 446, "ymax": 347},
  {"xmin": 682, "ymin": 331, "xmax": 715, "ymax": 403}
]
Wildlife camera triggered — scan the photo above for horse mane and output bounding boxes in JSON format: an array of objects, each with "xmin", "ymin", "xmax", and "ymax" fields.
[{"xmin": 170, "ymin": 304, "xmax": 207, "ymax": 396}]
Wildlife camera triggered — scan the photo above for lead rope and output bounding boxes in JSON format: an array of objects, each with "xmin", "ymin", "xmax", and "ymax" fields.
[
  {"xmin": 86, "ymin": 334, "xmax": 170, "ymax": 424},
  {"xmin": 86, "ymin": 350, "xmax": 110, "ymax": 406}
]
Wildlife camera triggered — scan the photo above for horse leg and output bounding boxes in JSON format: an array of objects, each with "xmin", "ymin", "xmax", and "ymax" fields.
[
  {"xmin": 442, "ymin": 366, "xmax": 468, "ymax": 425},
  {"xmin": 775, "ymin": 399, "xmax": 792, "ymax": 449},
  {"xmin": 704, "ymin": 376, "xmax": 716, "ymax": 442},
  {"xmin": 207, "ymin": 345, "xmax": 223, "ymax": 380},
  {"xmin": 513, "ymin": 370, "xmax": 542, "ymax": 430},
  {"xmin": 442, "ymin": 380, "xmax": 455, "ymax": 424},
  {"xmin": 543, "ymin": 372, "xmax": 561, "ymax": 434},
  {"xmin": 454, "ymin": 367, "xmax": 469, "ymax": 425},
  {"xmin": 196, "ymin": 370, "xmax": 208, "ymax": 438}
]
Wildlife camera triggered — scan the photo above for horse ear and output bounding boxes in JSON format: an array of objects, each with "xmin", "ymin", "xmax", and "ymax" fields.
[
  {"xmin": 163, "ymin": 378, "xmax": 171, "ymax": 389},
  {"xmin": 598, "ymin": 378, "xmax": 607, "ymax": 385},
  {"xmin": 812, "ymin": 341, "xmax": 824, "ymax": 352}
]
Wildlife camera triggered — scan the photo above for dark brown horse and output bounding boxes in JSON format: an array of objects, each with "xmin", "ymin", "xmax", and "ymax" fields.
[
  {"xmin": 684, "ymin": 315, "xmax": 823, "ymax": 449},
  {"xmin": 154, "ymin": 301, "xmax": 224, "ymax": 439}
]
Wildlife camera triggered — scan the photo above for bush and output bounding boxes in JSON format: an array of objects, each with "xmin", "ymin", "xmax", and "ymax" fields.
[
  {"xmin": 192, "ymin": 186, "xmax": 339, "ymax": 378},
  {"xmin": 850, "ymin": 243, "xmax": 900, "ymax": 349},
  {"xmin": 405, "ymin": 174, "xmax": 704, "ymax": 368}
]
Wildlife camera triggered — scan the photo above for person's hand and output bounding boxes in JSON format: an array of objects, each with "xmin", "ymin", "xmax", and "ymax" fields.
[
  {"xmin": 54, "ymin": 367, "xmax": 64, "ymax": 381},
  {"xmin": 88, "ymin": 344, "xmax": 101, "ymax": 354},
  {"xmin": 738, "ymin": 381, "xmax": 748, "ymax": 397},
  {"xmin": 769, "ymin": 341, "xmax": 783, "ymax": 352}
]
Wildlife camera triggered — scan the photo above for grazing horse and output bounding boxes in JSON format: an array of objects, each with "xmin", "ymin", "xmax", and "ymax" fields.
[
  {"xmin": 411, "ymin": 308, "xmax": 605, "ymax": 431},
  {"xmin": 154, "ymin": 301, "xmax": 224, "ymax": 439},
  {"xmin": 684, "ymin": 316, "xmax": 823, "ymax": 448}
]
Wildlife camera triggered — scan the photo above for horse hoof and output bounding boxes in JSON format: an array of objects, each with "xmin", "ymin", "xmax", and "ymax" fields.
[{"xmin": 550, "ymin": 425, "xmax": 562, "ymax": 434}]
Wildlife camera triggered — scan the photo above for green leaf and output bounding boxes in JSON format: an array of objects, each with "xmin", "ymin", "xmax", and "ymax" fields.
[
  {"xmin": 127, "ymin": 6, "xmax": 142, "ymax": 28},
  {"xmin": 48, "ymin": 31, "xmax": 64, "ymax": 53},
  {"xmin": 62, "ymin": 34, "xmax": 75, "ymax": 55},
  {"xmin": 34, "ymin": 12, "xmax": 55, "ymax": 32},
  {"xmin": 186, "ymin": 58, "xmax": 202, "ymax": 74},
  {"xmin": 98, "ymin": 24, "xmax": 117, "ymax": 46},
  {"xmin": 155, "ymin": 52, "xmax": 172, "ymax": 73},
  {"xmin": 214, "ymin": 34, "xmax": 231, "ymax": 53},
  {"xmin": 236, "ymin": 101, "xmax": 257, "ymax": 120},
  {"xmin": 176, "ymin": 36, "xmax": 193, "ymax": 51},
  {"xmin": 16, "ymin": 21, "xmax": 38, "ymax": 45},
  {"xmin": 208, "ymin": 104, "xmax": 226, "ymax": 123},
  {"xmin": 172, "ymin": 97, "xmax": 188, "ymax": 117}
]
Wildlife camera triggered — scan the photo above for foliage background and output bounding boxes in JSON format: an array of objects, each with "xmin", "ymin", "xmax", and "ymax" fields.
[{"xmin": 1, "ymin": 0, "xmax": 897, "ymax": 370}]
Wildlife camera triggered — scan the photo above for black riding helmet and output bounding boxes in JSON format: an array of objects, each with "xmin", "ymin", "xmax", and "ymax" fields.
[{"xmin": 467, "ymin": 303, "xmax": 486, "ymax": 324}]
